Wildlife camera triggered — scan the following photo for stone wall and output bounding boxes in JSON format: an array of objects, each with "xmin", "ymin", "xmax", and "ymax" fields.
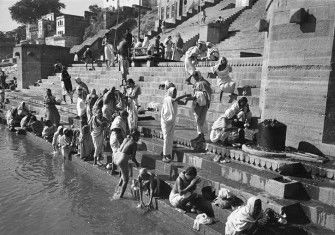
[
  {"xmin": 13, "ymin": 44, "xmax": 72, "ymax": 89},
  {"xmin": 260, "ymin": 0, "xmax": 335, "ymax": 157},
  {"xmin": 0, "ymin": 41, "xmax": 16, "ymax": 60}
]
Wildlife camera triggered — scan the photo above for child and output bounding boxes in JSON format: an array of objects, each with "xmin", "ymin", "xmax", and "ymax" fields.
[
  {"xmin": 211, "ymin": 57, "xmax": 236, "ymax": 102},
  {"xmin": 52, "ymin": 126, "xmax": 63, "ymax": 152},
  {"xmin": 42, "ymin": 120, "xmax": 55, "ymax": 142},
  {"xmin": 169, "ymin": 166, "xmax": 201, "ymax": 212}
]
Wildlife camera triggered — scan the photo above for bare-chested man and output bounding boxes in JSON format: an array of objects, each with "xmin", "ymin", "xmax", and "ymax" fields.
[
  {"xmin": 169, "ymin": 166, "xmax": 201, "ymax": 211},
  {"xmin": 114, "ymin": 130, "xmax": 140, "ymax": 198}
]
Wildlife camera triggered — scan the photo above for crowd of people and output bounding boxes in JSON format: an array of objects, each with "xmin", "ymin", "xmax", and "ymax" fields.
[{"xmin": 1, "ymin": 26, "xmax": 289, "ymax": 235}]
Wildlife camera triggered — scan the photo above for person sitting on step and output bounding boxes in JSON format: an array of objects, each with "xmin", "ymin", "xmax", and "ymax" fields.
[
  {"xmin": 211, "ymin": 57, "xmax": 236, "ymax": 102},
  {"xmin": 225, "ymin": 197, "xmax": 262, "ymax": 235},
  {"xmin": 169, "ymin": 166, "xmax": 201, "ymax": 212},
  {"xmin": 210, "ymin": 97, "xmax": 250, "ymax": 145}
]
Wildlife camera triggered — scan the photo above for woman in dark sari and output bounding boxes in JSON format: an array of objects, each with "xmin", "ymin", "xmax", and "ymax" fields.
[
  {"xmin": 61, "ymin": 66, "xmax": 73, "ymax": 104},
  {"xmin": 44, "ymin": 89, "xmax": 60, "ymax": 126}
]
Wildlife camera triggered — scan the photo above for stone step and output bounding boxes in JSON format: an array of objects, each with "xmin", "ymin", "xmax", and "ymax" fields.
[
  {"xmin": 139, "ymin": 137, "xmax": 335, "ymax": 231},
  {"xmin": 136, "ymin": 149, "xmax": 333, "ymax": 235}
]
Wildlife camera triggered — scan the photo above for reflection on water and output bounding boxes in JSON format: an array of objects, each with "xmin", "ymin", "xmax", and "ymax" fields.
[{"xmin": 0, "ymin": 125, "xmax": 191, "ymax": 235}]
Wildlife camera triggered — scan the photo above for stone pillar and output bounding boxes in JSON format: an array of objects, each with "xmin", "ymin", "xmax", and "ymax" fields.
[{"xmin": 260, "ymin": 0, "xmax": 335, "ymax": 157}]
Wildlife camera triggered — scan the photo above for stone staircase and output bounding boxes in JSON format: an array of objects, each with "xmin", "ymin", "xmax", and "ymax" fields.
[
  {"xmin": 149, "ymin": 0, "xmax": 246, "ymax": 53},
  {"xmin": 217, "ymin": 0, "xmax": 267, "ymax": 57},
  {"xmin": 5, "ymin": 61, "xmax": 335, "ymax": 234}
]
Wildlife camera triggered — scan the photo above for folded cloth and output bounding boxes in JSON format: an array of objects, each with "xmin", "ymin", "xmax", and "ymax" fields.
[{"xmin": 193, "ymin": 213, "xmax": 213, "ymax": 231}]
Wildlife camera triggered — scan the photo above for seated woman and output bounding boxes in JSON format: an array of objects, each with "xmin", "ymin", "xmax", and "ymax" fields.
[
  {"xmin": 169, "ymin": 166, "xmax": 201, "ymax": 212},
  {"xmin": 211, "ymin": 57, "xmax": 236, "ymax": 102},
  {"xmin": 113, "ymin": 130, "xmax": 140, "ymax": 199},
  {"xmin": 210, "ymin": 97, "xmax": 249, "ymax": 145},
  {"xmin": 137, "ymin": 168, "xmax": 171, "ymax": 209},
  {"xmin": 42, "ymin": 120, "xmax": 56, "ymax": 142},
  {"xmin": 20, "ymin": 113, "xmax": 32, "ymax": 130},
  {"xmin": 225, "ymin": 197, "xmax": 262, "ymax": 235}
]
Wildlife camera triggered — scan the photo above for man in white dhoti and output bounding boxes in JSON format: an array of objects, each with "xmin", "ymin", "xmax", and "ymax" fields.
[
  {"xmin": 125, "ymin": 79, "xmax": 141, "ymax": 131},
  {"xmin": 184, "ymin": 41, "xmax": 207, "ymax": 85},
  {"xmin": 161, "ymin": 84, "xmax": 189, "ymax": 162}
]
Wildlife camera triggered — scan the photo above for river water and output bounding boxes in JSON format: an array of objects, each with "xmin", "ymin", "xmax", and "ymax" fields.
[{"xmin": 0, "ymin": 125, "xmax": 194, "ymax": 235}]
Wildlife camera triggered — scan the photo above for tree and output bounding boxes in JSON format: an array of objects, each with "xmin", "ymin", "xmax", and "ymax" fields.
[
  {"xmin": 88, "ymin": 4, "xmax": 103, "ymax": 15},
  {"xmin": 9, "ymin": 0, "xmax": 65, "ymax": 24}
]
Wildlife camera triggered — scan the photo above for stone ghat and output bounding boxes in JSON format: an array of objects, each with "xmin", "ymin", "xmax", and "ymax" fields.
[{"xmin": 4, "ymin": 89, "xmax": 335, "ymax": 233}]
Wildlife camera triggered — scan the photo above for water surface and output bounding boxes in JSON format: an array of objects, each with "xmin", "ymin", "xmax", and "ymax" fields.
[{"xmin": 0, "ymin": 125, "xmax": 194, "ymax": 235}]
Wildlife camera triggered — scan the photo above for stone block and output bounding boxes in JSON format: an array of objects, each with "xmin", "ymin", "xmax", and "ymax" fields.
[{"xmin": 265, "ymin": 177, "xmax": 304, "ymax": 199}]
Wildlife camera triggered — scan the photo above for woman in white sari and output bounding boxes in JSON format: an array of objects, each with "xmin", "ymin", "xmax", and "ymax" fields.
[{"xmin": 225, "ymin": 197, "xmax": 262, "ymax": 235}]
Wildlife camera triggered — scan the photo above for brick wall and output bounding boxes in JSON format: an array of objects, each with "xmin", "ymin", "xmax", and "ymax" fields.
[{"xmin": 260, "ymin": 0, "xmax": 335, "ymax": 157}]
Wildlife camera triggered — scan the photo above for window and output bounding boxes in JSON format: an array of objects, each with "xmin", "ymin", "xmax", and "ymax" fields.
[
  {"xmin": 161, "ymin": 7, "xmax": 165, "ymax": 20},
  {"xmin": 171, "ymin": 4, "xmax": 175, "ymax": 19},
  {"xmin": 166, "ymin": 5, "xmax": 170, "ymax": 19}
]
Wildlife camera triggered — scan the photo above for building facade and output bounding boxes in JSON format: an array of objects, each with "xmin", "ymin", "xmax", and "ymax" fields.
[
  {"xmin": 158, "ymin": 0, "xmax": 203, "ymax": 22},
  {"xmin": 102, "ymin": 0, "xmax": 153, "ymax": 9}
]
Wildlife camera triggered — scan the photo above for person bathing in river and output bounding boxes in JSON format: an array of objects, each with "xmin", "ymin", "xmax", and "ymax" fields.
[
  {"xmin": 52, "ymin": 126, "xmax": 63, "ymax": 152},
  {"xmin": 113, "ymin": 130, "xmax": 140, "ymax": 199},
  {"xmin": 169, "ymin": 166, "xmax": 201, "ymax": 212},
  {"xmin": 161, "ymin": 84, "xmax": 189, "ymax": 163},
  {"xmin": 59, "ymin": 128, "xmax": 74, "ymax": 161},
  {"xmin": 42, "ymin": 120, "xmax": 55, "ymax": 142}
]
